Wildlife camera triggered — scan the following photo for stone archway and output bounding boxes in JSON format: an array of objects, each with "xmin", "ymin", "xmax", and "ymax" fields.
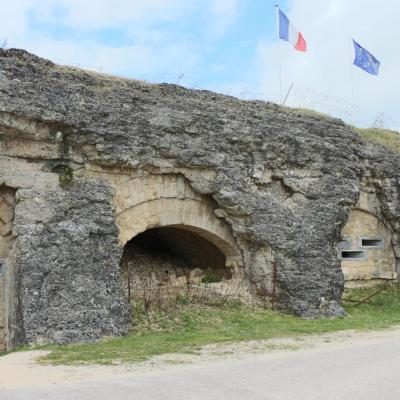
[
  {"xmin": 114, "ymin": 174, "xmax": 248, "ymax": 304},
  {"xmin": 114, "ymin": 174, "xmax": 243, "ymax": 267}
]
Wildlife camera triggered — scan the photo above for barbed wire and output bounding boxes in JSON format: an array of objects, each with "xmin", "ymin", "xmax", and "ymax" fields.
[
  {"xmin": 106, "ymin": 70, "xmax": 399, "ymax": 131},
  {"xmin": 20, "ymin": 56, "xmax": 400, "ymax": 132}
]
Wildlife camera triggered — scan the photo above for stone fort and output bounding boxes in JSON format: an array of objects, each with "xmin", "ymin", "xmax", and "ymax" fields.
[{"xmin": 0, "ymin": 49, "xmax": 399, "ymax": 351}]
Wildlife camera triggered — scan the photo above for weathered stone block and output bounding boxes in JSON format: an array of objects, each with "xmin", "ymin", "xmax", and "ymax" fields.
[{"xmin": 12, "ymin": 180, "xmax": 131, "ymax": 345}]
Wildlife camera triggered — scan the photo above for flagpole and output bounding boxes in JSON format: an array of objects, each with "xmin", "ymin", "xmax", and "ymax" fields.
[
  {"xmin": 275, "ymin": 4, "xmax": 283, "ymax": 104},
  {"xmin": 348, "ymin": 37, "xmax": 355, "ymax": 116}
]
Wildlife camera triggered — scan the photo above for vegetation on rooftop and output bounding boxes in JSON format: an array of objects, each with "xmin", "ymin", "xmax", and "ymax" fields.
[
  {"xmin": 291, "ymin": 107, "xmax": 331, "ymax": 118},
  {"xmin": 291, "ymin": 107, "xmax": 400, "ymax": 154},
  {"xmin": 355, "ymin": 127, "xmax": 400, "ymax": 154}
]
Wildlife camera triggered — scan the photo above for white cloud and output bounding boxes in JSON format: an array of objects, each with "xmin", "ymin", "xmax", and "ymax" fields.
[
  {"xmin": 0, "ymin": 0, "xmax": 201, "ymax": 80},
  {"xmin": 256, "ymin": 0, "xmax": 400, "ymax": 129},
  {"xmin": 0, "ymin": 0, "xmax": 243, "ymax": 83},
  {"xmin": 33, "ymin": 0, "xmax": 191, "ymax": 29},
  {"xmin": 18, "ymin": 37, "xmax": 200, "ymax": 81},
  {"xmin": 207, "ymin": 0, "xmax": 241, "ymax": 37},
  {"xmin": 0, "ymin": 0, "xmax": 33, "ymax": 42}
]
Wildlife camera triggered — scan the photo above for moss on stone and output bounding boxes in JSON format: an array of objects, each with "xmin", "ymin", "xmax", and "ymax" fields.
[{"xmin": 58, "ymin": 165, "xmax": 74, "ymax": 189}]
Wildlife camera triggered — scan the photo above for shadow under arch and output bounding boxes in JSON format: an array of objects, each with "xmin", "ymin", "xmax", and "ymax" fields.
[{"xmin": 116, "ymin": 197, "xmax": 243, "ymax": 267}]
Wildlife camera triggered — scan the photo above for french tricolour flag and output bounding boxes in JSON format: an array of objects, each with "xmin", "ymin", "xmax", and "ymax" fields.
[{"xmin": 278, "ymin": 9, "xmax": 307, "ymax": 52}]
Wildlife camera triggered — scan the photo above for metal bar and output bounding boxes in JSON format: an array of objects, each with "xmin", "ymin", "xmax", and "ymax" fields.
[{"xmin": 353, "ymin": 287, "xmax": 386, "ymax": 306}]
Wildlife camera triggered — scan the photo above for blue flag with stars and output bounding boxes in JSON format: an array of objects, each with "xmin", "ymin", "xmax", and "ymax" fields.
[{"xmin": 352, "ymin": 39, "xmax": 380, "ymax": 75}]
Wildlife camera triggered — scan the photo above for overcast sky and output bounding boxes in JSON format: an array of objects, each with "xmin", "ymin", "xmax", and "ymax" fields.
[{"xmin": 1, "ymin": 0, "xmax": 399, "ymax": 130}]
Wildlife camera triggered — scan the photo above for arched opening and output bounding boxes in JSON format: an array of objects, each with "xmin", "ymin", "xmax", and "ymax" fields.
[
  {"xmin": 120, "ymin": 226, "xmax": 236, "ymax": 303},
  {"xmin": 113, "ymin": 174, "xmax": 243, "ymax": 268},
  {"xmin": 114, "ymin": 174, "xmax": 248, "ymax": 305},
  {"xmin": 124, "ymin": 227, "xmax": 227, "ymax": 270}
]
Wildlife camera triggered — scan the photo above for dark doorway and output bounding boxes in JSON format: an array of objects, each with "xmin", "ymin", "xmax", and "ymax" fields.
[{"xmin": 120, "ymin": 226, "xmax": 232, "ymax": 302}]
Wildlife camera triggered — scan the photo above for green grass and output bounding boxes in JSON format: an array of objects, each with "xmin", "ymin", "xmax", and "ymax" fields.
[
  {"xmin": 288, "ymin": 106, "xmax": 400, "ymax": 155},
  {"xmin": 355, "ymin": 127, "xmax": 400, "ymax": 154},
  {"xmin": 290, "ymin": 107, "xmax": 331, "ymax": 119},
  {"xmin": 36, "ymin": 284, "xmax": 400, "ymax": 365}
]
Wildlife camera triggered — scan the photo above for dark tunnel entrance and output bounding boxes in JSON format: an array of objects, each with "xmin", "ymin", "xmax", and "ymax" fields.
[{"xmin": 120, "ymin": 226, "xmax": 234, "ymax": 303}]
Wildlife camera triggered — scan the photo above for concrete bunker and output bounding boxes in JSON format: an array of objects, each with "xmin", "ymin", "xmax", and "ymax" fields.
[
  {"xmin": 2, "ymin": 49, "xmax": 400, "ymax": 349},
  {"xmin": 339, "ymin": 209, "xmax": 397, "ymax": 287}
]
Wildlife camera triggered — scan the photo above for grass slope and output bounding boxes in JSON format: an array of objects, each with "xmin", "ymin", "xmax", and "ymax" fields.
[
  {"xmin": 289, "ymin": 107, "xmax": 400, "ymax": 155},
  {"xmin": 40, "ymin": 285, "xmax": 400, "ymax": 365},
  {"xmin": 355, "ymin": 127, "xmax": 400, "ymax": 154}
]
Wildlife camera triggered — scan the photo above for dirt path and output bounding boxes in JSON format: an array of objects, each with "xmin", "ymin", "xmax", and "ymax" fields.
[{"xmin": 1, "ymin": 327, "xmax": 400, "ymax": 390}]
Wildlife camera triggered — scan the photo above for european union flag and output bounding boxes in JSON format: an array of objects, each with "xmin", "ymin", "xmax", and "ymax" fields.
[{"xmin": 352, "ymin": 40, "xmax": 380, "ymax": 76}]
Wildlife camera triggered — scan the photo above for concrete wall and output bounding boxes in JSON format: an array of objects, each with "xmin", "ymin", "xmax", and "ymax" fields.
[
  {"xmin": 340, "ymin": 209, "xmax": 397, "ymax": 287},
  {"xmin": 0, "ymin": 155, "xmax": 131, "ymax": 349},
  {"xmin": 0, "ymin": 186, "xmax": 15, "ymax": 350},
  {"xmin": 0, "ymin": 186, "xmax": 15, "ymax": 258},
  {"xmin": 0, "ymin": 278, "xmax": 4, "ymax": 350}
]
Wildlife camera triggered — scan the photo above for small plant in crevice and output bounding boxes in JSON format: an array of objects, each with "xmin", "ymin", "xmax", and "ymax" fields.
[
  {"xmin": 58, "ymin": 165, "xmax": 74, "ymax": 188},
  {"xmin": 50, "ymin": 162, "xmax": 74, "ymax": 188}
]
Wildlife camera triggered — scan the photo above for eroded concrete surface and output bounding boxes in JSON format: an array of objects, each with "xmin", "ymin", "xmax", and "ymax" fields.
[{"xmin": 0, "ymin": 49, "xmax": 399, "ymax": 348}]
